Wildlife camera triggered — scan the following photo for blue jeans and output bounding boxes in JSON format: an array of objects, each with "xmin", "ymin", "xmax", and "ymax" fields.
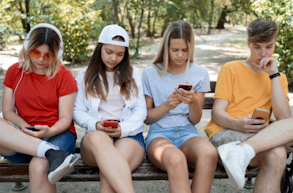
[{"xmin": 0, "ymin": 130, "xmax": 76, "ymax": 163}]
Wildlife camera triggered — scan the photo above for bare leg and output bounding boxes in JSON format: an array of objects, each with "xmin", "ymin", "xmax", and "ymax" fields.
[
  {"xmin": 80, "ymin": 131, "xmax": 135, "ymax": 193},
  {"xmin": 147, "ymin": 138, "xmax": 191, "ymax": 193},
  {"xmin": 180, "ymin": 137, "xmax": 218, "ymax": 193},
  {"xmin": 29, "ymin": 157, "xmax": 56, "ymax": 193},
  {"xmin": 241, "ymin": 117, "xmax": 293, "ymax": 153},
  {"xmin": 249, "ymin": 146, "xmax": 287, "ymax": 193},
  {"xmin": 99, "ymin": 138, "xmax": 145, "ymax": 193},
  {"xmin": 0, "ymin": 120, "xmax": 40, "ymax": 155}
]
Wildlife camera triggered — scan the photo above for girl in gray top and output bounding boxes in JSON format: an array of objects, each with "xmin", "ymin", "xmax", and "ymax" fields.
[{"xmin": 142, "ymin": 20, "xmax": 217, "ymax": 193}]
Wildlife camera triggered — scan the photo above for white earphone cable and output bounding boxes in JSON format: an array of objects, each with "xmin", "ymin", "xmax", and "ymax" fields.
[{"xmin": 13, "ymin": 67, "xmax": 24, "ymax": 114}]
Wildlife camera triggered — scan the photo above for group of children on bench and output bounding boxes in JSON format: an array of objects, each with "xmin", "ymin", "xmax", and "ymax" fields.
[{"xmin": 0, "ymin": 18, "xmax": 291, "ymax": 193}]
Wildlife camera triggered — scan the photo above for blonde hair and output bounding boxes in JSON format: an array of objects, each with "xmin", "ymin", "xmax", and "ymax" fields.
[
  {"xmin": 153, "ymin": 20, "xmax": 195, "ymax": 74},
  {"xmin": 18, "ymin": 27, "xmax": 61, "ymax": 79}
]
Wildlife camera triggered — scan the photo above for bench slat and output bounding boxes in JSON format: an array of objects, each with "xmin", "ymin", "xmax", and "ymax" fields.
[{"xmin": 0, "ymin": 160, "xmax": 259, "ymax": 182}]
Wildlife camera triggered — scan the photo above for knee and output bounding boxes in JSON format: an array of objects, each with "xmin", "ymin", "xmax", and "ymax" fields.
[
  {"xmin": 83, "ymin": 131, "xmax": 112, "ymax": 150},
  {"xmin": 84, "ymin": 131, "xmax": 111, "ymax": 146},
  {"xmin": 261, "ymin": 146, "xmax": 287, "ymax": 170},
  {"xmin": 165, "ymin": 152, "xmax": 187, "ymax": 169},
  {"xmin": 29, "ymin": 157, "xmax": 49, "ymax": 180},
  {"xmin": 197, "ymin": 142, "xmax": 218, "ymax": 164}
]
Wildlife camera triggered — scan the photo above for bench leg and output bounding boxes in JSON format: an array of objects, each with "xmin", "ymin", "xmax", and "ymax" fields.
[
  {"xmin": 244, "ymin": 178, "xmax": 254, "ymax": 189},
  {"xmin": 281, "ymin": 154, "xmax": 293, "ymax": 193},
  {"xmin": 11, "ymin": 182, "xmax": 27, "ymax": 191}
]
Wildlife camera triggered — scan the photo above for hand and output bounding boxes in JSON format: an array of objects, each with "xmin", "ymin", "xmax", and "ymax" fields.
[
  {"xmin": 96, "ymin": 121, "xmax": 121, "ymax": 138},
  {"xmin": 21, "ymin": 125, "xmax": 50, "ymax": 138},
  {"xmin": 166, "ymin": 91, "xmax": 181, "ymax": 110},
  {"xmin": 253, "ymin": 57, "xmax": 279, "ymax": 75},
  {"xmin": 175, "ymin": 85, "xmax": 198, "ymax": 105},
  {"xmin": 234, "ymin": 115, "xmax": 267, "ymax": 133}
]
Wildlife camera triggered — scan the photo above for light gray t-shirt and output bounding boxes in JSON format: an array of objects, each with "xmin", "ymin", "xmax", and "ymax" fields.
[{"xmin": 142, "ymin": 63, "xmax": 210, "ymax": 128}]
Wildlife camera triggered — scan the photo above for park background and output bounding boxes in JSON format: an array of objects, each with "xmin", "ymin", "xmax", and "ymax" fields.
[{"xmin": 0, "ymin": 0, "xmax": 293, "ymax": 192}]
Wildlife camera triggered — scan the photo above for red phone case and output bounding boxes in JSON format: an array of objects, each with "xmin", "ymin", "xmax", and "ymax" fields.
[{"xmin": 103, "ymin": 121, "xmax": 119, "ymax": 128}]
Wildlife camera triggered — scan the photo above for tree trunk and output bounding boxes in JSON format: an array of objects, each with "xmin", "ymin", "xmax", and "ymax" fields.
[
  {"xmin": 146, "ymin": 0, "xmax": 152, "ymax": 37},
  {"xmin": 135, "ymin": 0, "xmax": 145, "ymax": 56},
  {"xmin": 160, "ymin": 18, "xmax": 169, "ymax": 37},
  {"xmin": 18, "ymin": 1, "xmax": 26, "ymax": 33},
  {"xmin": 25, "ymin": 0, "xmax": 30, "ymax": 32},
  {"xmin": 126, "ymin": 5, "xmax": 135, "ymax": 38},
  {"xmin": 216, "ymin": 6, "xmax": 230, "ymax": 29},
  {"xmin": 152, "ymin": 13, "xmax": 157, "ymax": 37},
  {"xmin": 112, "ymin": 0, "xmax": 119, "ymax": 24},
  {"xmin": 207, "ymin": 0, "xmax": 214, "ymax": 34}
]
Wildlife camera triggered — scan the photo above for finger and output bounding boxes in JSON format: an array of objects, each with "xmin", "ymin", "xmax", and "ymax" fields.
[
  {"xmin": 251, "ymin": 119, "xmax": 266, "ymax": 125},
  {"xmin": 105, "ymin": 127, "xmax": 118, "ymax": 132},
  {"xmin": 22, "ymin": 127, "xmax": 38, "ymax": 136}
]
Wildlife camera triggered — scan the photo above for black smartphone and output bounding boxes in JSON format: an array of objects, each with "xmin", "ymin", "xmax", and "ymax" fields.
[
  {"xmin": 25, "ymin": 126, "xmax": 39, "ymax": 132},
  {"xmin": 178, "ymin": 83, "xmax": 192, "ymax": 91}
]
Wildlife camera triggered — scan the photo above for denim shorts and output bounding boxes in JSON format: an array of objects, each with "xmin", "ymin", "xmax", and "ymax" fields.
[
  {"xmin": 145, "ymin": 123, "xmax": 200, "ymax": 150},
  {"xmin": 114, "ymin": 132, "xmax": 145, "ymax": 151},
  {"xmin": 82, "ymin": 131, "xmax": 145, "ymax": 151},
  {"xmin": 0, "ymin": 130, "xmax": 76, "ymax": 163}
]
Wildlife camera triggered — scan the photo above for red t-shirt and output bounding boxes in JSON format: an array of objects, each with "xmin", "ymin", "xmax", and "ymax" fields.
[{"xmin": 3, "ymin": 63, "xmax": 78, "ymax": 137}]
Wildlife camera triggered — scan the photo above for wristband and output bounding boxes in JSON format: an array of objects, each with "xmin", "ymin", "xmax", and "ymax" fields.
[{"xmin": 269, "ymin": 72, "xmax": 280, "ymax": 79}]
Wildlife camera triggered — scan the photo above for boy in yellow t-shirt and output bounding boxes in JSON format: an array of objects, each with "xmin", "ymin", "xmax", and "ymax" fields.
[{"xmin": 206, "ymin": 18, "xmax": 292, "ymax": 191}]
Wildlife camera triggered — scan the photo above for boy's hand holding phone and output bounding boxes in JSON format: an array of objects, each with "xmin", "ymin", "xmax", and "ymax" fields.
[{"xmin": 251, "ymin": 108, "xmax": 270, "ymax": 124}]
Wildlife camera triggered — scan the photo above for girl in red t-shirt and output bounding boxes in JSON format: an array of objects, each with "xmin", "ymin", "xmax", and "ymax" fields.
[{"xmin": 0, "ymin": 23, "xmax": 78, "ymax": 192}]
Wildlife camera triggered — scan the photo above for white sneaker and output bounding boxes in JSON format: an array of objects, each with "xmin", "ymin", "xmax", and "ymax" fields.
[{"xmin": 217, "ymin": 141, "xmax": 255, "ymax": 190}]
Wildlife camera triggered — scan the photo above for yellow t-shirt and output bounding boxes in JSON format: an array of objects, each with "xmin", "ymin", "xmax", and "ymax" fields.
[{"xmin": 204, "ymin": 60, "xmax": 289, "ymax": 139}]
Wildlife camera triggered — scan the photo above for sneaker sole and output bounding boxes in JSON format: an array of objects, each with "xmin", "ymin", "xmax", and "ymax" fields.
[
  {"xmin": 218, "ymin": 145, "xmax": 244, "ymax": 190},
  {"xmin": 48, "ymin": 154, "xmax": 79, "ymax": 184}
]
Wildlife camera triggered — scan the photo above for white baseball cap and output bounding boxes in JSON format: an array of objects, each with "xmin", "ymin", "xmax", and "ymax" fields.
[{"xmin": 98, "ymin": 24, "xmax": 129, "ymax": 47}]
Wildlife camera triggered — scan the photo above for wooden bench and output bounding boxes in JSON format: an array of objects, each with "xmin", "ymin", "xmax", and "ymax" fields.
[{"xmin": 1, "ymin": 81, "xmax": 292, "ymax": 192}]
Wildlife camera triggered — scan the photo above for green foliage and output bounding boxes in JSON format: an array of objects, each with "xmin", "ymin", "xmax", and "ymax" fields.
[
  {"xmin": 0, "ymin": 25, "xmax": 9, "ymax": 50},
  {"xmin": 27, "ymin": 0, "xmax": 102, "ymax": 63},
  {"xmin": 252, "ymin": 0, "xmax": 293, "ymax": 81}
]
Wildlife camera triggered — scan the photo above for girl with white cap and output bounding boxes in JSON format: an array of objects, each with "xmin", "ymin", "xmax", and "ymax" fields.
[{"xmin": 73, "ymin": 24, "xmax": 146, "ymax": 193}]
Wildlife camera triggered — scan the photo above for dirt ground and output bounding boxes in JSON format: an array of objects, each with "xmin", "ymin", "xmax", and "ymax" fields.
[{"xmin": 0, "ymin": 26, "xmax": 291, "ymax": 193}]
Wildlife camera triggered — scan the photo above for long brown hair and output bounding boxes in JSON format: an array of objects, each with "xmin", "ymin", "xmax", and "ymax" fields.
[
  {"xmin": 18, "ymin": 27, "xmax": 61, "ymax": 79},
  {"xmin": 84, "ymin": 37, "xmax": 138, "ymax": 101}
]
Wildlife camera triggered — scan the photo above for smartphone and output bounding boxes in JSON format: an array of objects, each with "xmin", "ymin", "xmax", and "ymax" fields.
[
  {"xmin": 252, "ymin": 108, "xmax": 270, "ymax": 123},
  {"xmin": 178, "ymin": 83, "xmax": 192, "ymax": 91},
  {"xmin": 103, "ymin": 121, "xmax": 119, "ymax": 128},
  {"xmin": 25, "ymin": 126, "xmax": 39, "ymax": 132}
]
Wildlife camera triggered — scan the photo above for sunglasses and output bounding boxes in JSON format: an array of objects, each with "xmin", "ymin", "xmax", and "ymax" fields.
[{"xmin": 29, "ymin": 49, "xmax": 56, "ymax": 61}]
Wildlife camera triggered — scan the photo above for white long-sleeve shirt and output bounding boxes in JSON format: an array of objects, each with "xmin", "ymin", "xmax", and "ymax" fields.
[{"xmin": 73, "ymin": 66, "xmax": 147, "ymax": 138}]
